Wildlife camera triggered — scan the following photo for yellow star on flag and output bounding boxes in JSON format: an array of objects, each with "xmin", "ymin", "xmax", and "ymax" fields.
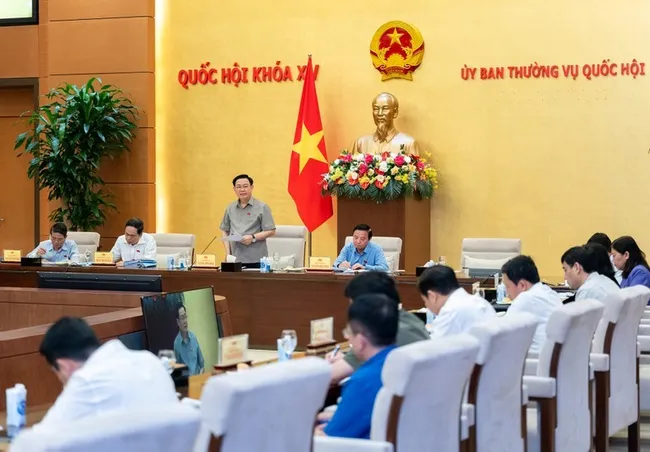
[
  {"xmin": 387, "ymin": 28, "xmax": 403, "ymax": 45},
  {"xmin": 293, "ymin": 123, "xmax": 326, "ymax": 173}
]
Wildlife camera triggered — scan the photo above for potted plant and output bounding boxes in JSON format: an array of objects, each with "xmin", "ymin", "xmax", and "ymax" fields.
[{"xmin": 14, "ymin": 78, "xmax": 139, "ymax": 231}]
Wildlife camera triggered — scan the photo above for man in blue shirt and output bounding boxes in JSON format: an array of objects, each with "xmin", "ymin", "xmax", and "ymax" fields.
[
  {"xmin": 173, "ymin": 302, "xmax": 205, "ymax": 375},
  {"xmin": 315, "ymin": 293, "xmax": 398, "ymax": 439},
  {"xmin": 27, "ymin": 222, "xmax": 78, "ymax": 262},
  {"xmin": 334, "ymin": 224, "xmax": 389, "ymax": 271}
]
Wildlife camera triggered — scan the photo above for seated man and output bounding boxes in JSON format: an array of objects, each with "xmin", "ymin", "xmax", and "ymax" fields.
[
  {"xmin": 174, "ymin": 301, "xmax": 205, "ymax": 375},
  {"xmin": 110, "ymin": 217, "xmax": 157, "ymax": 266},
  {"xmin": 417, "ymin": 265, "xmax": 496, "ymax": 337},
  {"xmin": 329, "ymin": 272, "xmax": 429, "ymax": 383},
  {"xmin": 36, "ymin": 317, "xmax": 178, "ymax": 428},
  {"xmin": 334, "ymin": 224, "xmax": 389, "ymax": 271},
  {"xmin": 502, "ymin": 255, "xmax": 562, "ymax": 353},
  {"xmin": 27, "ymin": 223, "xmax": 78, "ymax": 262},
  {"xmin": 562, "ymin": 245, "xmax": 620, "ymax": 301},
  {"xmin": 315, "ymin": 293, "xmax": 398, "ymax": 439}
]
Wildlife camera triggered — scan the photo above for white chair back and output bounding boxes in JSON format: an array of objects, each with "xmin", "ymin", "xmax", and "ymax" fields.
[
  {"xmin": 194, "ymin": 357, "xmax": 331, "ymax": 452},
  {"xmin": 537, "ymin": 299, "xmax": 604, "ymax": 451},
  {"xmin": 344, "ymin": 236, "xmax": 403, "ymax": 271},
  {"xmin": 12, "ymin": 404, "xmax": 201, "ymax": 452},
  {"xmin": 592, "ymin": 286, "xmax": 650, "ymax": 434},
  {"xmin": 266, "ymin": 225, "xmax": 307, "ymax": 267},
  {"xmin": 371, "ymin": 335, "xmax": 479, "ymax": 452},
  {"xmin": 460, "ymin": 238, "xmax": 521, "ymax": 269},
  {"xmin": 151, "ymin": 233, "xmax": 196, "ymax": 256},
  {"xmin": 67, "ymin": 231, "xmax": 100, "ymax": 254},
  {"xmin": 313, "ymin": 437, "xmax": 393, "ymax": 451},
  {"xmin": 468, "ymin": 313, "xmax": 538, "ymax": 452}
]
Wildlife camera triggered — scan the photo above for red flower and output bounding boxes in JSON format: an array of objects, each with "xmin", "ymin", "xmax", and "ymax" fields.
[
  {"xmin": 342, "ymin": 154, "xmax": 353, "ymax": 163},
  {"xmin": 381, "ymin": 152, "xmax": 390, "ymax": 161},
  {"xmin": 374, "ymin": 179, "xmax": 385, "ymax": 189},
  {"xmin": 358, "ymin": 163, "xmax": 368, "ymax": 176},
  {"xmin": 416, "ymin": 161, "xmax": 425, "ymax": 171},
  {"xmin": 347, "ymin": 175, "xmax": 359, "ymax": 185},
  {"xmin": 364, "ymin": 154, "xmax": 374, "ymax": 165},
  {"xmin": 360, "ymin": 180, "xmax": 370, "ymax": 190},
  {"xmin": 394, "ymin": 155, "xmax": 405, "ymax": 167}
]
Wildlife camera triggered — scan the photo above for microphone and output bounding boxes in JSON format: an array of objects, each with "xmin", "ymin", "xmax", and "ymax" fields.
[{"xmin": 199, "ymin": 236, "xmax": 218, "ymax": 255}]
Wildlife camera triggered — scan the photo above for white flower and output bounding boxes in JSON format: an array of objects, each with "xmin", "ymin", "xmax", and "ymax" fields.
[
  {"xmin": 347, "ymin": 171, "xmax": 359, "ymax": 180},
  {"xmin": 404, "ymin": 156, "xmax": 412, "ymax": 164},
  {"xmin": 374, "ymin": 155, "xmax": 382, "ymax": 161},
  {"xmin": 376, "ymin": 174, "xmax": 385, "ymax": 183},
  {"xmin": 329, "ymin": 165, "xmax": 334, "ymax": 172},
  {"xmin": 334, "ymin": 159, "xmax": 340, "ymax": 165},
  {"xmin": 387, "ymin": 158, "xmax": 394, "ymax": 164},
  {"xmin": 353, "ymin": 153, "xmax": 364, "ymax": 161},
  {"xmin": 379, "ymin": 161, "xmax": 388, "ymax": 172},
  {"xmin": 390, "ymin": 152, "xmax": 397, "ymax": 159},
  {"xmin": 368, "ymin": 168, "xmax": 375, "ymax": 176}
]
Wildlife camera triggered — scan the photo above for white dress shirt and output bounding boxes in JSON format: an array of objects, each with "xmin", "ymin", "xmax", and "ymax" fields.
[
  {"xmin": 505, "ymin": 282, "xmax": 562, "ymax": 353},
  {"xmin": 576, "ymin": 272, "xmax": 620, "ymax": 302},
  {"xmin": 429, "ymin": 288, "xmax": 497, "ymax": 338},
  {"xmin": 110, "ymin": 232, "xmax": 157, "ymax": 262},
  {"xmin": 37, "ymin": 340, "xmax": 178, "ymax": 429}
]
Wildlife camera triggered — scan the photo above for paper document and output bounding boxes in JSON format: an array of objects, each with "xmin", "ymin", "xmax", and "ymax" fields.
[{"xmin": 221, "ymin": 234, "xmax": 243, "ymax": 242}]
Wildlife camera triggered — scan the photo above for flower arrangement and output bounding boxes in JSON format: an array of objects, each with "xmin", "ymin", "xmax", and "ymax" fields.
[{"xmin": 321, "ymin": 149, "xmax": 438, "ymax": 203}]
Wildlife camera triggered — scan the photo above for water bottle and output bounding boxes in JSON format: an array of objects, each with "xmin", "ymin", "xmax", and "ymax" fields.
[
  {"xmin": 425, "ymin": 309, "xmax": 436, "ymax": 326},
  {"xmin": 167, "ymin": 255, "xmax": 175, "ymax": 270},
  {"xmin": 497, "ymin": 279, "xmax": 506, "ymax": 303},
  {"xmin": 277, "ymin": 338, "xmax": 289, "ymax": 361},
  {"xmin": 260, "ymin": 257, "xmax": 268, "ymax": 273},
  {"xmin": 6, "ymin": 383, "xmax": 26, "ymax": 437},
  {"xmin": 178, "ymin": 255, "xmax": 186, "ymax": 270}
]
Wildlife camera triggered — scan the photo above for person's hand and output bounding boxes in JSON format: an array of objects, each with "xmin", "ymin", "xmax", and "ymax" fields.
[
  {"xmin": 314, "ymin": 423, "xmax": 327, "ymax": 436},
  {"xmin": 325, "ymin": 350, "xmax": 345, "ymax": 363},
  {"xmin": 352, "ymin": 263, "xmax": 365, "ymax": 270},
  {"xmin": 36, "ymin": 248, "xmax": 47, "ymax": 256},
  {"xmin": 317, "ymin": 410, "xmax": 334, "ymax": 423},
  {"xmin": 338, "ymin": 261, "xmax": 351, "ymax": 269},
  {"xmin": 240, "ymin": 235, "xmax": 253, "ymax": 246},
  {"xmin": 116, "ymin": 261, "xmax": 124, "ymax": 268}
]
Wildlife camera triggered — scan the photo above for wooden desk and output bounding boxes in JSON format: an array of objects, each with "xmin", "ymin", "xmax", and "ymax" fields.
[{"xmin": 0, "ymin": 265, "xmax": 492, "ymax": 349}]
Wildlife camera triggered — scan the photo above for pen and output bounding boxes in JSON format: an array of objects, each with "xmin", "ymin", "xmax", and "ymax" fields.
[{"xmin": 331, "ymin": 344, "xmax": 341, "ymax": 357}]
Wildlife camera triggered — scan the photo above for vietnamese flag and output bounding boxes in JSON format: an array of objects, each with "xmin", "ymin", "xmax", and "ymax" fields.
[{"xmin": 288, "ymin": 56, "xmax": 333, "ymax": 232}]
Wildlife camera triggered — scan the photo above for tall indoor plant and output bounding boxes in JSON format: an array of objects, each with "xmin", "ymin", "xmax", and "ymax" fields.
[{"xmin": 14, "ymin": 78, "xmax": 139, "ymax": 231}]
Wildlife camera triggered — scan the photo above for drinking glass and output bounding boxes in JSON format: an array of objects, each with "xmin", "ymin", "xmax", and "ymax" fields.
[
  {"xmin": 158, "ymin": 349, "xmax": 176, "ymax": 374},
  {"xmin": 280, "ymin": 329, "xmax": 297, "ymax": 357},
  {"xmin": 438, "ymin": 256, "xmax": 447, "ymax": 266}
]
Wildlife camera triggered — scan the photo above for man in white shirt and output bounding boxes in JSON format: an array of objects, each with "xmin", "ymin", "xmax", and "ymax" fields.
[
  {"xmin": 417, "ymin": 265, "xmax": 496, "ymax": 338},
  {"xmin": 502, "ymin": 255, "xmax": 561, "ymax": 353},
  {"xmin": 35, "ymin": 317, "xmax": 178, "ymax": 429},
  {"xmin": 562, "ymin": 245, "xmax": 620, "ymax": 301},
  {"xmin": 110, "ymin": 217, "xmax": 157, "ymax": 266}
]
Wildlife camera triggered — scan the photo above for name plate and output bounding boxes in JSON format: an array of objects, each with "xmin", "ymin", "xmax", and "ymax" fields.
[
  {"xmin": 309, "ymin": 256, "xmax": 332, "ymax": 269},
  {"xmin": 218, "ymin": 334, "xmax": 249, "ymax": 366},
  {"xmin": 310, "ymin": 317, "xmax": 334, "ymax": 344},
  {"xmin": 94, "ymin": 252, "xmax": 114, "ymax": 265},
  {"xmin": 2, "ymin": 250, "xmax": 21, "ymax": 263},
  {"xmin": 194, "ymin": 254, "xmax": 217, "ymax": 267}
]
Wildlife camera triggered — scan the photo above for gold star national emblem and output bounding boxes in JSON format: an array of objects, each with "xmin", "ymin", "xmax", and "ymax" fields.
[{"xmin": 370, "ymin": 21, "xmax": 425, "ymax": 81}]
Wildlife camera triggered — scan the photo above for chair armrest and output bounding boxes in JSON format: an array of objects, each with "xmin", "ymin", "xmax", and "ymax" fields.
[
  {"xmin": 639, "ymin": 326, "xmax": 650, "ymax": 336},
  {"xmin": 523, "ymin": 376, "xmax": 556, "ymax": 399},
  {"xmin": 313, "ymin": 437, "xmax": 394, "ymax": 452},
  {"xmin": 590, "ymin": 353, "xmax": 610, "ymax": 372},
  {"xmin": 522, "ymin": 384, "xmax": 529, "ymax": 406},
  {"xmin": 462, "ymin": 403, "xmax": 475, "ymax": 427},
  {"xmin": 524, "ymin": 358, "xmax": 539, "ymax": 376},
  {"xmin": 460, "ymin": 414, "xmax": 470, "ymax": 441},
  {"xmin": 526, "ymin": 351, "xmax": 540, "ymax": 360},
  {"xmin": 180, "ymin": 397, "xmax": 201, "ymax": 409},
  {"xmin": 589, "ymin": 362, "xmax": 594, "ymax": 381},
  {"xmin": 641, "ymin": 319, "xmax": 650, "ymax": 325},
  {"xmin": 638, "ymin": 335, "xmax": 650, "ymax": 353}
]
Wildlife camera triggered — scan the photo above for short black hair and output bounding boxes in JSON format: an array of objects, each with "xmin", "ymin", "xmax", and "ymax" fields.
[
  {"xmin": 50, "ymin": 222, "xmax": 68, "ymax": 237},
  {"xmin": 561, "ymin": 245, "xmax": 600, "ymax": 274},
  {"xmin": 587, "ymin": 233, "xmax": 612, "ymax": 251},
  {"xmin": 176, "ymin": 302, "xmax": 186, "ymax": 319},
  {"xmin": 344, "ymin": 272, "xmax": 400, "ymax": 306},
  {"xmin": 348, "ymin": 293, "xmax": 398, "ymax": 347},
  {"xmin": 232, "ymin": 174, "xmax": 253, "ymax": 186},
  {"xmin": 612, "ymin": 236, "xmax": 650, "ymax": 279},
  {"xmin": 501, "ymin": 255, "xmax": 540, "ymax": 285},
  {"xmin": 417, "ymin": 265, "xmax": 460, "ymax": 296},
  {"xmin": 39, "ymin": 317, "xmax": 101, "ymax": 369},
  {"xmin": 125, "ymin": 217, "xmax": 144, "ymax": 235},
  {"xmin": 352, "ymin": 223, "xmax": 373, "ymax": 240}
]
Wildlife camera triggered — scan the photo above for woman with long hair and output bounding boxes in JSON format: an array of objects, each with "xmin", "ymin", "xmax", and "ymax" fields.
[{"xmin": 611, "ymin": 236, "xmax": 650, "ymax": 289}]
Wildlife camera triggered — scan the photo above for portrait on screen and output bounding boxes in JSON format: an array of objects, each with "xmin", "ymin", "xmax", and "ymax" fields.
[{"xmin": 141, "ymin": 287, "xmax": 220, "ymax": 376}]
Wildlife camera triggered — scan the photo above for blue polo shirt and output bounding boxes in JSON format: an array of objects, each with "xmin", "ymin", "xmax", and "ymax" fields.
[
  {"xmin": 173, "ymin": 331, "xmax": 205, "ymax": 375},
  {"xmin": 324, "ymin": 345, "xmax": 396, "ymax": 439},
  {"xmin": 333, "ymin": 241, "xmax": 389, "ymax": 271}
]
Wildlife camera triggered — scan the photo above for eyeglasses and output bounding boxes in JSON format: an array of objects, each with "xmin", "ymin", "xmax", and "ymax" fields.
[{"xmin": 50, "ymin": 235, "xmax": 65, "ymax": 243}]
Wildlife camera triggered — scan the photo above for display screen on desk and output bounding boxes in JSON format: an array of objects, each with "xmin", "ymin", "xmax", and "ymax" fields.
[
  {"xmin": 141, "ymin": 287, "xmax": 221, "ymax": 376},
  {"xmin": 37, "ymin": 272, "xmax": 162, "ymax": 292},
  {"xmin": 0, "ymin": 0, "xmax": 37, "ymax": 25}
]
